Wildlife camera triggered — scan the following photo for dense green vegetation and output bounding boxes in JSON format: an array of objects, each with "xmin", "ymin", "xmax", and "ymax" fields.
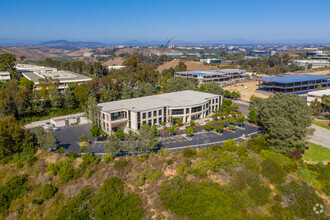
[{"xmin": 249, "ymin": 93, "xmax": 314, "ymax": 153}]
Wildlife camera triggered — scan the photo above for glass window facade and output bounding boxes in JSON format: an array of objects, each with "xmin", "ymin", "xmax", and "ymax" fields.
[
  {"xmin": 143, "ymin": 113, "xmax": 146, "ymax": 119},
  {"xmin": 111, "ymin": 111, "xmax": 125, "ymax": 121},
  {"xmin": 172, "ymin": 109, "xmax": 184, "ymax": 115},
  {"xmin": 148, "ymin": 112, "xmax": 151, "ymax": 118},
  {"xmin": 192, "ymin": 106, "xmax": 202, "ymax": 113},
  {"xmin": 153, "ymin": 110, "xmax": 157, "ymax": 116},
  {"xmin": 159, "ymin": 109, "xmax": 162, "ymax": 115},
  {"xmin": 186, "ymin": 108, "xmax": 189, "ymax": 114}
]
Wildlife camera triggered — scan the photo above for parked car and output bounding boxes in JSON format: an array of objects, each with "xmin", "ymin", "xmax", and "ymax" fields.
[{"xmin": 54, "ymin": 127, "xmax": 60, "ymax": 131}]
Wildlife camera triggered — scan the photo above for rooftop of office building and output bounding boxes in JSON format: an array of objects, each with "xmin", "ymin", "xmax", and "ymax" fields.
[
  {"xmin": 257, "ymin": 74, "xmax": 330, "ymax": 84},
  {"xmin": 98, "ymin": 90, "xmax": 220, "ymax": 112},
  {"xmin": 176, "ymin": 69, "xmax": 245, "ymax": 76}
]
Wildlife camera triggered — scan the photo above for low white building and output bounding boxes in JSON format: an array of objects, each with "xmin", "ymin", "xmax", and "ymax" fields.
[
  {"xmin": 200, "ymin": 58, "xmax": 222, "ymax": 64},
  {"xmin": 16, "ymin": 64, "xmax": 92, "ymax": 90},
  {"xmin": 307, "ymin": 89, "xmax": 330, "ymax": 105},
  {"xmin": 0, "ymin": 72, "xmax": 11, "ymax": 82},
  {"xmin": 98, "ymin": 90, "xmax": 222, "ymax": 133},
  {"xmin": 107, "ymin": 66, "xmax": 125, "ymax": 71},
  {"xmin": 293, "ymin": 60, "xmax": 330, "ymax": 69},
  {"xmin": 50, "ymin": 113, "xmax": 89, "ymax": 127}
]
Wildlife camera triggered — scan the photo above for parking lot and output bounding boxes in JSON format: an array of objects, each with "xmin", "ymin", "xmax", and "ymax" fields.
[{"xmin": 52, "ymin": 122, "xmax": 262, "ymax": 155}]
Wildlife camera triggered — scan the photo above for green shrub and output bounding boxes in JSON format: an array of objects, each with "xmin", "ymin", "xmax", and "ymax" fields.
[
  {"xmin": 237, "ymin": 145, "xmax": 249, "ymax": 158},
  {"xmin": 16, "ymin": 161, "xmax": 23, "ymax": 169},
  {"xmin": 82, "ymin": 153, "xmax": 100, "ymax": 166},
  {"xmin": 103, "ymin": 153, "xmax": 114, "ymax": 163},
  {"xmin": 91, "ymin": 177, "xmax": 143, "ymax": 219},
  {"xmin": 204, "ymin": 123, "xmax": 214, "ymax": 131},
  {"xmin": 159, "ymin": 177, "xmax": 244, "ymax": 219},
  {"xmin": 38, "ymin": 184, "xmax": 57, "ymax": 200},
  {"xmin": 182, "ymin": 147, "xmax": 197, "ymax": 158},
  {"xmin": 0, "ymin": 174, "xmax": 28, "ymax": 214},
  {"xmin": 223, "ymin": 139, "xmax": 237, "ymax": 152},
  {"xmin": 176, "ymin": 164, "xmax": 191, "ymax": 177},
  {"xmin": 84, "ymin": 168, "xmax": 97, "ymax": 179},
  {"xmin": 114, "ymin": 158, "xmax": 129, "ymax": 170},
  {"xmin": 247, "ymin": 135, "xmax": 269, "ymax": 152},
  {"xmin": 79, "ymin": 145, "xmax": 88, "ymax": 153},
  {"xmin": 56, "ymin": 147, "xmax": 66, "ymax": 154},
  {"xmin": 261, "ymin": 159, "xmax": 285, "ymax": 184},
  {"xmin": 247, "ymin": 183, "xmax": 271, "ymax": 206},
  {"xmin": 27, "ymin": 155, "xmax": 37, "ymax": 167},
  {"xmin": 231, "ymin": 169, "xmax": 260, "ymax": 191},
  {"xmin": 228, "ymin": 125, "xmax": 236, "ymax": 130},
  {"xmin": 273, "ymin": 194, "xmax": 283, "ymax": 202},
  {"xmin": 48, "ymin": 159, "xmax": 76, "ymax": 183},
  {"xmin": 270, "ymin": 203, "xmax": 296, "ymax": 220},
  {"xmin": 32, "ymin": 198, "xmax": 44, "ymax": 205},
  {"xmin": 138, "ymin": 153, "xmax": 149, "ymax": 161},
  {"xmin": 57, "ymin": 188, "xmax": 94, "ymax": 219},
  {"xmin": 134, "ymin": 172, "xmax": 146, "ymax": 186},
  {"xmin": 67, "ymin": 152, "xmax": 78, "ymax": 160},
  {"xmin": 279, "ymin": 180, "xmax": 325, "ymax": 219},
  {"xmin": 158, "ymin": 147, "xmax": 169, "ymax": 156},
  {"xmin": 241, "ymin": 157, "xmax": 260, "ymax": 173},
  {"xmin": 166, "ymin": 159, "xmax": 173, "ymax": 165}
]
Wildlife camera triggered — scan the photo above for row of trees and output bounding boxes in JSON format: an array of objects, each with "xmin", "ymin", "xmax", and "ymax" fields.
[
  {"xmin": 104, "ymin": 124, "xmax": 159, "ymax": 155},
  {"xmin": 238, "ymin": 54, "xmax": 304, "ymax": 75}
]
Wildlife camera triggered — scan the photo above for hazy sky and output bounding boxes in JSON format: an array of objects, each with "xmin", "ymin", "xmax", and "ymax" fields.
[{"xmin": 1, "ymin": 0, "xmax": 330, "ymax": 43}]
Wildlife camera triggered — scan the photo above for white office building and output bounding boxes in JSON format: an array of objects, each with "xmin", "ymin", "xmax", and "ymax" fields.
[
  {"xmin": 98, "ymin": 90, "xmax": 222, "ymax": 133},
  {"xmin": 0, "ymin": 72, "xmax": 11, "ymax": 82},
  {"xmin": 16, "ymin": 64, "xmax": 92, "ymax": 90},
  {"xmin": 107, "ymin": 66, "xmax": 125, "ymax": 71},
  {"xmin": 175, "ymin": 69, "xmax": 245, "ymax": 84},
  {"xmin": 307, "ymin": 89, "xmax": 330, "ymax": 105},
  {"xmin": 200, "ymin": 58, "xmax": 222, "ymax": 64}
]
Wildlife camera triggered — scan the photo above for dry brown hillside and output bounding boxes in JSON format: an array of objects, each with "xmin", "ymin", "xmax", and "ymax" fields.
[
  {"xmin": 158, "ymin": 60, "xmax": 219, "ymax": 72},
  {"xmin": 115, "ymin": 47, "xmax": 181, "ymax": 56},
  {"xmin": 102, "ymin": 57, "xmax": 125, "ymax": 66},
  {"xmin": 0, "ymin": 47, "xmax": 59, "ymax": 61}
]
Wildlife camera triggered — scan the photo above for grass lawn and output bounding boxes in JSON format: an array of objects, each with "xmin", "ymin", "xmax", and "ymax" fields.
[
  {"xmin": 303, "ymin": 142, "xmax": 330, "ymax": 162},
  {"xmin": 312, "ymin": 121, "xmax": 330, "ymax": 130}
]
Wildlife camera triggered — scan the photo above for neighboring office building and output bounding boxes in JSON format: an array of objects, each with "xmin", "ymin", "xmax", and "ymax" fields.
[
  {"xmin": 293, "ymin": 60, "xmax": 330, "ymax": 69},
  {"xmin": 244, "ymin": 51, "xmax": 273, "ymax": 59},
  {"xmin": 16, "ymin": 64, "xmax": 92, "ymax": 90},
  {"xmin": 0, "ymin": 71, "xmax": 11, "ymax": 82},
  {"xmin": 257, "ymin": 74, "xmax": 330, "ymax": 94},
  {"xmin": 306, "ymin": 89, "xmax": 330, "ymax": 106},
  {"xmin": 97, "ymin": 90, "xmax": 222, "ymax": 134},
  {"xmin": 50, "ymin": 113, "xmax": 89, "ymax": 128},
  {"xmin": 200, "ymin": 58, "xmax": 222, "ymax": 64},
  {"xmin": 175, "ymin": 69, "xmax": 245, "ymax": 84}
]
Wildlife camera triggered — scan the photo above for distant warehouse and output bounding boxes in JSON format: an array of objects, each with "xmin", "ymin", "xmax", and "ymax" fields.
[
  {"xmin": 257, "ymin": 74, "xmax": 330, "ymax": 94},
  {"xmin": 175, "ymin": 69, "xmax": 245, "ymax": 84},
  {"xmin": 16, "ymin": 64, "xmax": 92, "ymax": 90},
  {"xmin": 293, "ymin": 60, "xmax": 330, "ymax": 69}
]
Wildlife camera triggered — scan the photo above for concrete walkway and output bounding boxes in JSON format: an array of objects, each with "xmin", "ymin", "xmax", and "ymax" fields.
[{"xmin": 309, "ymin": 125, "xmax": 330, "ymax": 149}]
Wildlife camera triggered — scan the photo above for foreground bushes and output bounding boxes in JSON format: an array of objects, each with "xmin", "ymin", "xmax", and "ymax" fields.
[
  {"xmin": 159, "ymin": 177, "xmax": 244, "ymax": 219},
  {"xmin": 0, "ymin": 174, "xmax": 28, "ymax": 215},
  {"xmin": 57, "ymin": 177, "xmax": 143, "ymax": 219},
  {"xmin": 48, "ymin": 159, "xmax": 77, "ymax": 183}
]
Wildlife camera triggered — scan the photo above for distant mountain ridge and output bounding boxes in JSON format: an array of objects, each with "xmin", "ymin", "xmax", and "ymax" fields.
[{"xmin": 38, "ymin": 40, "xmax": 106, "ymax": 48}]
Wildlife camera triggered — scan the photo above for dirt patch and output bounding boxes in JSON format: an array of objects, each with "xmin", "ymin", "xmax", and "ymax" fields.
[
  {"xmin": 224, "ymin": 80, "xmax": 270, "ymax": 101},
  {"xmin": 102, "ymin": 57, "xmax": 125, "ymax": 66},
  {"xmin": 158, "ymin": 60, "xmax": 218, "ymax": 72},
  {"xmin": 286, "ymin": 69, "xmax": 330, "ymax": 76},
  {"xmin": 314, "ymin": 119, "xmax": 330, "ymax": 126}
]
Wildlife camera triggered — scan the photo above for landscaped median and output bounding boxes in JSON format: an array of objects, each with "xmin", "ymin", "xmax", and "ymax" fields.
[
  {"xmin": 312, "ymin": 120, "xmax": 330, "ymax": 130},
  {"xmin": 303, "ymin": 142, "xmax": 330, "ymax": 162}
]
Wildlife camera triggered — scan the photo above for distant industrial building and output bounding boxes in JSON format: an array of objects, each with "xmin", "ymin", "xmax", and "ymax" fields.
[
  {"xmin": 293, "ymin": 60, "xmax": 330, "ymax": 69},
  {"xmin": 175, "ymin": 69, "xmax": 245, "ymax": 84},
  {"xmin": 307, "ymin": 51, "xmax": 330, "ymax": 60},
  {"xmin": 98, "ymin": 90, "xmax": 222, "ymax": 133},
  {"xmin": 107, "ymin": 66, "xmax": 125, "ymax": 71},
  {"xmin": 0, "ymin": 71, "xmax": 11, "ymax": 82},
  {"xmin": 244, "ymin": 50, "xmax": 275, "ymax": 59},
  {"xmin": 306, "ymin": 89, "xmax": 330, "ymax": 106},
  {"xmin": 200, "ymin": 58, "xmax": 222, "ymax": 64},
  {"xmin": 257, "ymin": 74, "xmax": 330, "ymax": 94},
  {"xmin": 16, "ymin": 64, "xmax": 92, "ymax": 90}
]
